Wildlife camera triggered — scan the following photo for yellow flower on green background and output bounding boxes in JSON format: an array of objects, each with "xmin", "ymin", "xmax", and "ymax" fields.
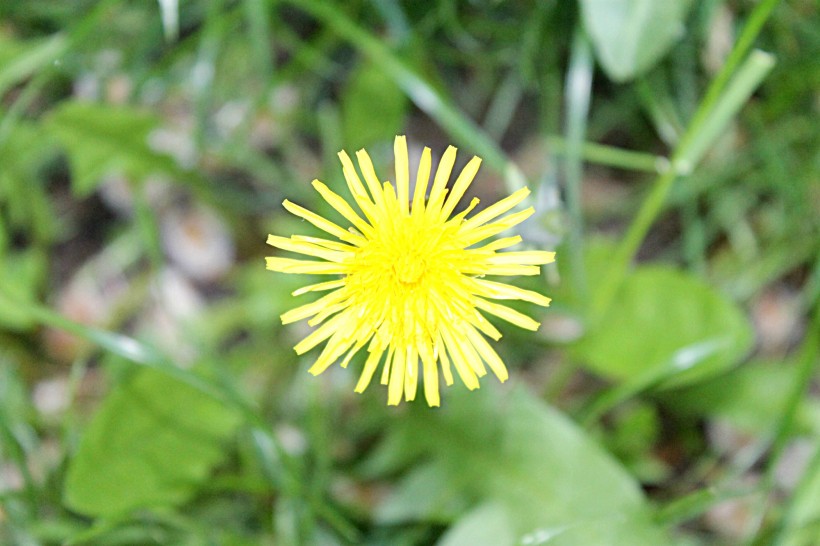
[{"xmin": 266, "ymin": 136, "xmax": 555, "ymax": 406}]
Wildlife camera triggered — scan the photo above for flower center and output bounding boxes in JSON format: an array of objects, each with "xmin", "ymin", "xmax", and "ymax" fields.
[{"xmin": 393, "ymin": 252, "xmax": 427, "ymax": 284}]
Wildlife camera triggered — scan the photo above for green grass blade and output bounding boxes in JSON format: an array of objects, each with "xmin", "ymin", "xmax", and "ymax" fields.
[
  {"xmin": 289, "ymin": 0, "xmax": 526, "ymax": 192},
  {"xmin": 562, "ymin": 30, "xmax": 594, "ymax": 309},
  {"xmin": 546, "ymin": 136, "xmax": 666, "ymax": 174},
  {"xmin": 0, "ymin": 34, "xmax": 68, "ymax": 98},
  {"xmin": 592, "ymin": 50, "xmax": 775, "ymax": 319},
  {"xmin": 682, "ymin": 0, "xmax": 782, "ymax": 149},
  {"xmin": 675, "ymin": 50, "xmax": 776, "ymax": 172}
]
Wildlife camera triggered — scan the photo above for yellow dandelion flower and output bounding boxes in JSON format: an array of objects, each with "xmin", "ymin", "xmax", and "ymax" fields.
[{"xmin": 266, "ymin": 136, "xmax": 556, "ymax": 406}]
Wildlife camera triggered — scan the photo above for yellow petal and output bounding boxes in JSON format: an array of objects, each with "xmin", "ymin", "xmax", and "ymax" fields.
[
  {"xmin": 474, "ymin": 298, "xmax": 541, "ymax": 331},
  {"xmin": 291, "ymin": 235, "xmax": 354, "ymax": 252},
  {"xmin": 461, "ymin": 187, "xmax": 530, "ymax": 231},
  {"xmin": 427, "ymin": 145, "xmax": 457, "ymax": 214},
  {"xmin": 441, "ymin": 328, "xmax": 479, "ymax": 390},
  {"xmin": 435, "ymin": 333, "xmax": 454, "ymax": 386},
  {"xmin": 412, "ymin": 147, "xmax": 432, "ymax": 216},
  {"xmin": 458, "ymin": 331, "xmax": 487, "ymax": 377},
  {"xmin": 338, "ymin": 150, "xmax": 378, "ymax": 222},
  {"xmin": 464, "ymin": 326, "xmax": 508, "ymax": 382},
  {"xmin": 487, "ymin": 250, "xmax": 557, "ymax": 265},
  {"xmin": 308, "ymin": 331, "xmax": 355, "ymax": 376},
  {"xmin": 266, "ymin": 257, "xmax": 347, "ymax": 275},
  {"xmin": 380, "ymin": 346, "xmax": 395, "ymax": 386},
  {"xmin": 307, "ymin": 300, "xmax": 349, "ymax": 326},
  {"xmin": 394, "ymin": 136, "xmax": 410, "ymax": 214},
  {"xmin": 355, "ymin": 149, "xmax": 386, "ymax": 209},
  {"xmin": 403, "ymin": 346, "xmax": 418, "ymax": 402},
  {"xmin": 340, "ymin": 335, "xmax": 370, "ymax": 368},
  {"xmin": 292, "ymin": 279, "xmax": 346, "ymax": 296},
  {"xmin": 418, "ymin": 341, "xmax": 440, "ymax": 407},
  {"xmin": 468, "ymin": 308, "xmax": 503, "ymax": 341},
  {"xmin": 387, "ymin": 345, "xmax": 405, "ymax": 405},
  {"xmin": 267, "ymin": 234, "xmax": 350, "ymax": 262},
  {"xmin": 311, "ymin": 180, "xmax": 373, "ymax": 237},
  {"xmin": 439, "ymin": 156, "xmax": 481, "ymax": 220},
  {"xmin": 474, "ymin": 278, "xmax": 552, "ymax": 307},
  {"xmin": 472, "ymin": 236, "xmax": 522, "ymax": 252},
  {"xmin": 283, "ymin": 200, "xmax": 365, "ymax": 245},
  {"xmin": 355, "ymin": 345, "xmax": 385, "ymax": 393},
  {"xmin": 382, "ymin": 181, "xmax": 399, "ymax": 216},
  {"xmin": 445, "ymin": 197, "xmax": 480, "ymax": 226},
  {"xmin": 461, "ymin": 263, "xmax": 542, "ymax": 276},
  {"xmin": 461, "ymin": 207, "xmax": 535, "ymax": 245},
  {"xmin": 294, "ymin": 312, "xmax": 348, "ymax": 355},
  {"xmin": 281, "ymin": 289, "xmax": 347, "ymax": 324}
]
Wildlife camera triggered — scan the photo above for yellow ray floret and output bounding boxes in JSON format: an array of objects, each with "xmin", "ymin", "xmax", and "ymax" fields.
[{"xmin": 266, "ymin": 135, "xmax": 556, "ymax": 407}]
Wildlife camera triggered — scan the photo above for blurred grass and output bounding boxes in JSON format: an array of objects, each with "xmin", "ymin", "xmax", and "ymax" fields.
[{"xmin": 0, "ymin": 1, "xmax": 819, "ymax": 545}]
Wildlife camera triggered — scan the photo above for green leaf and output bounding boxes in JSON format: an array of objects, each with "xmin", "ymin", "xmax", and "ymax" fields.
[
  {"xmin": 294, "ymin": 0, "xmax": 524, "ymax": 191},
  {"xmin": 777, "ymin": 442, "xmax": 820, "ymax": 546},
  {"xmin": 553, "ymin": 236, "xmax": 616, "ymax": 313},
  {"xmin": 387, "ymin": 386, "xmax": 668, "ymax": 545},
  {"xmin": 576, "ymin": 266, "xmax": 753, "ymax": 388},
  {"xmin": 0, "ymin": 249, "xmax": 46, "ymax": 330},
  {"xmin": 664, "ymin": 361, "xmax": 820, "ymax": 436},
  {"xmin": 0, "ymin": 33, "xmax": 68, "ymax": 97},
  {"xmin": 63, "ymin": 368, "xmax": 242, "ymax": 517},
  {"xmin": 375, "ymin": 462, "xmax": 467, "ymax": 525},
  {"xmin": 0, "ymin": 122, "xmax": 59, "ymax": 242},
  {"xmin": 46, "ymin": 102, "xmax": 182, "ymax": 196},
  {"xmin": 341, "ymin": 60, "xmax": 408, "ymax": 150},
  {"xmin": 579, "ymin": 0, "xmax": 692, "ymax": 82},
  {"xmin": 438, "ymin": 502, "xmax": 515, "ymax": 546}
]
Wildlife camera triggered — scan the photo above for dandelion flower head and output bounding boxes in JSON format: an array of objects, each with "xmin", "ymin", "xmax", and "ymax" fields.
[{"xmin": 266, "ymin": 136, "xmax": 555, "ymax": 406}]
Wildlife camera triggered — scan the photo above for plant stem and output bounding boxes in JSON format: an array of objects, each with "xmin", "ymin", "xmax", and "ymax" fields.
[
  {"xmin": 591, "ymin": 50, "xmax": 775, "ymax": 319},
  {"xmin": 562, "ymin": 30, "xmax": 594, "ymax": 310},
  {"xmin": 546, "ymin": 135, "xmax": 665, "ymax": 173}
]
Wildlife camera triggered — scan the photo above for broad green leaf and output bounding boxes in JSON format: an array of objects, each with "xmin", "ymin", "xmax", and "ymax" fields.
[
  {"xmin": 602, "ymin": 402, "xmax": 669, "ymax": 484},
  {"xmin": 47, "ymin": 102, "xmax": 182, "ymax": 196},
  {"xmin": 576, "ymin": 266, "xmax": 753, "ymax": 388},
  {"xmin": 375, "ymin": 462, "xmax": 467, "ymax": 524},
  {"xmin": 438, "ymin": 502, "xmax": 515, "ymax": 546},
  {"xmin": 341, "ymin": 60, "xmax": 408, "ymax": 150},
  {"xmin": 63, "ymin": 368, "xmax": 242, "ymax": 517},
  {"xmin": 663, "ymin": 361, "xmax": 820, "ymax": 437},
  {"xmin": 379, "ymin": 386, "xmax": 668, "ymax": 545},
  {"xmin": 580, "ymin": 0, "xmax": 692, "ymax": 82}
]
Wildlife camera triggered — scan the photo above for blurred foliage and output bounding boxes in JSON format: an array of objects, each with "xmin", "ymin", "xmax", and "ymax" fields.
[{"xmin": 0, "ymin": 1, "xmax": 819, "ymax": 545}]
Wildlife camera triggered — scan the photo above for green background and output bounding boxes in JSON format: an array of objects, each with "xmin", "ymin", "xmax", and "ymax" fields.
[{"xmin": 0, "ymin": 1, "xmax": 818, "ymax": 545}]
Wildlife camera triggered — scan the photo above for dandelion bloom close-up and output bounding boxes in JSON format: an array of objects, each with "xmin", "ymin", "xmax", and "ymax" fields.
[{"xmin": 266, "ymin": 136, "xmax": 555, "ymax": 406}]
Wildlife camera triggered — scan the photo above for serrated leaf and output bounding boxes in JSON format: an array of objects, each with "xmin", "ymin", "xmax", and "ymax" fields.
[
  {"xmin": 63, "ymin": 368, "xmax": 241, "ymax": 517},
  {"xmin": 46, "ymin": 102, "xmax": 182, "ymax": 196},
  {"xmin": 577, "ymin": 266, "xmax": 753, "ymax": 388},
  {"xmin": 580, "ymin": 0, "xmax": 692, "ymax": 82}
]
